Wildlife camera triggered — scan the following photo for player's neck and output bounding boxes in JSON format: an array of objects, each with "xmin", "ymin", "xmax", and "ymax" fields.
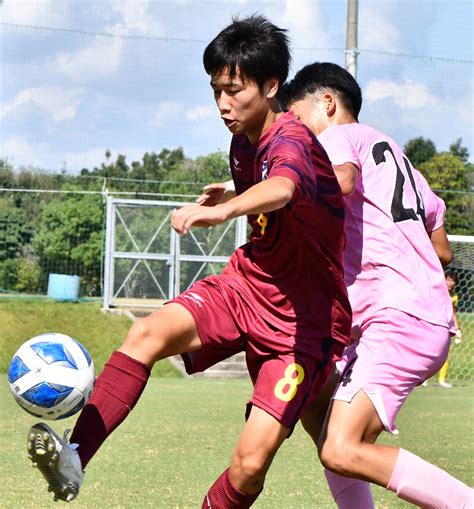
[
  {"xmin": 329, "ymin": 110, "xmax": 358, "ymax": 128},
  {"xmin": 246, "ymin": 102, "xmax": 283, "ymax": 145}
]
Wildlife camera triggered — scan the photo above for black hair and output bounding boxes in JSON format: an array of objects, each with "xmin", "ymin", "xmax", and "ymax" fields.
[
  {"xmin": 281, "ymin": 62, "xmax": 362, "ymax": 118},
  {"xmin": 445, "ymin": 270, "xmax": 458, "ymax": 283},
  {"xmin": 203, "ymin": 14, "xmax": 291, "ymax": 94}
]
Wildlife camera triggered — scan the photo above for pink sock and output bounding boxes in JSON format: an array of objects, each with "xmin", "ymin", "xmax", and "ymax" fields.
[
  {"xmin": 325, "ymin": 469, "xmax": 375, "ymax": 509},
  {"xmin": 387, "ymin": 448, "xmax": 474, "ymax": 509},
  {"xmin": 70, "ymin": 351, "xmax": 150, "ymax": 468},
  {"xmin": 202, "ymin": 468, "xmax": 261, "ymax": 508}
]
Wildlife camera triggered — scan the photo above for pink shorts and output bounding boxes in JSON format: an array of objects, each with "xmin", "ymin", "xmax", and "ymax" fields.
[
  {"xmin": 169, "ymin": 276, "xmax": 343, "ymax": 430},
  {"xmin": 333, "ymin": 308, "xmax": 450, "ymax": 434}
]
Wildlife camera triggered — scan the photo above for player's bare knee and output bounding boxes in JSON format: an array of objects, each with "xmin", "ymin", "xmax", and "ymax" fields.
[
  {"xmin": 123, "ymin": 318, "xmax": 167, "ymax": 359},
  {"xmin": 231, "ymin": 451, "xmax": 267, "ymax": 488},
  {"xmin": 126, "ymin": 319, "xmax": 152, "ymax": 347},
  {"xmin": 319, "ymin": 437, "xmax": 358, "ymax": 476}
]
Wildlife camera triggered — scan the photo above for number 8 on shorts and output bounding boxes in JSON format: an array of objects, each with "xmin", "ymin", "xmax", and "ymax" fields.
[{"xmin": 274, "ymin": 363, "xmax": 305, "ymax": 402}]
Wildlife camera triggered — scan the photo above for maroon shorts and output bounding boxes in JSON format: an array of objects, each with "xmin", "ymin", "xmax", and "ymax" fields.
[{"xmin": 168, "ymin": 276, "xmax": 343, "ymax": 429}]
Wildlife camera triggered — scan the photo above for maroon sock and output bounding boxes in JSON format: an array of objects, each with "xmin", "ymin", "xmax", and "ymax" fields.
[
  {"xmin": 70, "ymin": 351, "xmax": 150, "ymax": 468},
  {"xmin": 202, "ymin": 469, "xmax": 262, "ymax": 509}
]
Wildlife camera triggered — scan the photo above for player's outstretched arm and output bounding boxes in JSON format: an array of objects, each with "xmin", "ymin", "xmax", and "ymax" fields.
[
  {"xmin": 429, "ymin": 225, "xmax": 452, "ymax": 266},
  {"xmin": 216, "ymin": 175, "xmax": 295, "ymax": 218},
  {"xmin": 172, "ymin": 176, "xmax": 295, "ymax": 235},
  {"xmin": 196, "ymin": 181, "xmax": 236, "ymax": 206}
]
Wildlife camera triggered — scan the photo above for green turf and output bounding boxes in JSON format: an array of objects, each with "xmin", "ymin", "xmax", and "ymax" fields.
[
  {"xmin": 445, "ymin": 312, "xmax": 474, "ymax": 384},
  {"xmin": 0, "ymin": 298, "xmax": 181, "ymax": 377},
  {"xmin": 1, "ymin": 299, "xmax": 472, "ymax": 506},
  {"xmin": 1, "ymin": 377, "xmax": 472, "ymax": 508}
]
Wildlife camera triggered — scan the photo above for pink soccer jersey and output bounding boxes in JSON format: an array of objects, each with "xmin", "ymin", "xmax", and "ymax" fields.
[{"xmin": 317, "ymin": 123, "xmax": 454, "ymax": 332}]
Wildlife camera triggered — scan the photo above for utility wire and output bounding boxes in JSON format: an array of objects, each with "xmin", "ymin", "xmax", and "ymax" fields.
[
  {"xmin": 0, "ymin": 187, "xmax": 199, "ymax": 199},
  {"xmin": 79, "ymin": 175, "xmax": 207, "ymax": 186},
  {"xmin": 2, "ymin": 21, "xmax": 472, "ymax": 64},
  {"xmin": 0, "ymin": 21, "xmax": 208, "ymax": 43}
]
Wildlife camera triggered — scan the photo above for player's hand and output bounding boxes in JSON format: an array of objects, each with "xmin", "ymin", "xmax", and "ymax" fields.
[
  {"xmin": 171, "ymin": 203, "xmax": 230, "ymax": 235},
  {"xmin": 196, "ymin": 182, "xmax": 234, "ymax": 206},
  {"xmin": 454, "ymin": 328, "xmax": 462, "ymax": 344}
]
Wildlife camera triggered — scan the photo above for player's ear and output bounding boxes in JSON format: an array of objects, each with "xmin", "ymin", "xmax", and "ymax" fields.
[
  {"xmin": 265, "ymin": 78, "xmax": 279, "ymax": 99},
  {"xmin": 323, "ymin": 93, "xmax": 337, "ymax": 117}
]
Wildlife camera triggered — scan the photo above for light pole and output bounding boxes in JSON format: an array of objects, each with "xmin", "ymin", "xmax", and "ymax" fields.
[{"xmin": 345, "ymin": 0, "xmax": 359, "ymax": 78}]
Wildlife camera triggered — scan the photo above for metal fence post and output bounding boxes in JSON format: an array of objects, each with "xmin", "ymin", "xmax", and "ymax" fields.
[{"xmin": 102, "ymin": 196, "xmax": 115, "ymax": 309}]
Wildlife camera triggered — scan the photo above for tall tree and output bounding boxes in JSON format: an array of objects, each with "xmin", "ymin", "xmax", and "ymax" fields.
[
  {"xmin": 0, "ymin": 159, "xmax": 15, "ymax": 188},
  {"xmin": 404, "ymin": 137, "xmax": 436, "ymax": 167},
  {"xmin": 419, "ymin": 153, "xmax": 471, "ymax": 234},
  {"xmin": 34, "ymin": 195, "xmax": 104, "ymax": 295},
  {"xmin": 449, "ymin": 138, "xmax": 469, "ymax": 163}
]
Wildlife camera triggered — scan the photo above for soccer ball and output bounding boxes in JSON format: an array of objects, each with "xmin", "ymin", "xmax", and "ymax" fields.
[{"xmin": 8, "ymin": 333, "xmax": 95, "ymax": 420}]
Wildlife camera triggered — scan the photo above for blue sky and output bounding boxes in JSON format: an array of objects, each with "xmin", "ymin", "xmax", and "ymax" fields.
[{"xmin": 1, "ymin": 0, "xmax": 473, "ymax": 172}]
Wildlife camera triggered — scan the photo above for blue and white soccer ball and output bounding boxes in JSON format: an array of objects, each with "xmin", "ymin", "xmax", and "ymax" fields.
[{"xmin": 8, "ymin": 333, "xmax": 95, "ymax": 420}]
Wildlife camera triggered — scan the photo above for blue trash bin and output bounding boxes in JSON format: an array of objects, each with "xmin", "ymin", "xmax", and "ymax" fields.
[{"xmin": 47, "ymin": 274, "xmax": 80, "ymax": 301}]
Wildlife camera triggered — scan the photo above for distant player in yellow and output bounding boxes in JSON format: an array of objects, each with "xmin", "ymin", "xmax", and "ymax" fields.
[{"xmin": 438, "ymin": 271, "xmax": 462, "ymax": 388}]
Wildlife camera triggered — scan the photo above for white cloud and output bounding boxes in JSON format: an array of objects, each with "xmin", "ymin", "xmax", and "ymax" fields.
[
  {"xmin": 62, "ymin": 148, "xmax": 111, "ymax": 171},
  {"xmin": 109, "ymin": 0, "xmax": 165, "ymax": 36},
  {"xmin": 50, "ymin": 0, "xmax": 159, "ymax": 83},
  {"xmin": 279, "ymin": 0, "xmax": 334, "ymax": 77},
  {"xmin": 359, "ymin": 6, "xmax": 399, "ymax": 52},
  {"xmin": 0, "ymin": 135, "xmax": 148, "ymax": 173},
  {"xmin": 1, "ymin": 135, "xmax": 54, "ymax": 170},
  {"xmin": 282, "ymin": 0, "xmax": 330, "ymax": 50},
  {"xmin": 151, "ymin": 101, "xmax": 184, "ymax": 127},
  {"xmin": 1, "ymin": 0, "xmax": 72, "ymax": 26},
  {"xmin": 186, "ymin": 105, "xmax": 215, "ymax": 122},
  {"xmin": 54, "ymin": 36, "xmax": 123, "ymax": 81},
  {"xmin": 1, "ymin": 0, "xmax": 472, "ymax": 168},
  {"xmin": 63, "ymin": 146, "xmax": 155, "ymax": 172},
  {"xmin": 151, "ymin": 102, "xmax": 216, "ymax": 130},
  {"xmin": 49, "ymin": 1, "xmax": 166, "ymax": 83},
  {"xmin": 363, "ymin": 74, "xmax": 473, "ymax": 156},
  {"xmin": 365, "ymin": 79, "xmax": 437, "ymax": 109},
  {"xmin": 1, "ymin": 86, "xmax": 82, "ymax": 122}
]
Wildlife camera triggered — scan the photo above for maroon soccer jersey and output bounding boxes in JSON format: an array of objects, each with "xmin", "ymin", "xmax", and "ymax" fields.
[{"xmin": 221, "ymin": 111, "xmax": 351, "ymax": 345}]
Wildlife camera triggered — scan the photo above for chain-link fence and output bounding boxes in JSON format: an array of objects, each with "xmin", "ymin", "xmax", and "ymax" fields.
[
  {"xmin": 443, "ymin": 237, "xmax": 474, "ymax": 385},
  {"xmin": 0, "ymin": 190, "xmax": 472, "ymax": 383},
  {"xmin": 102, "ymin": 197, "xmax": 247, "ymax": 308},
  {"xmin": 0, "ymin": 189, "xmax": 105, "ymax": 298}
]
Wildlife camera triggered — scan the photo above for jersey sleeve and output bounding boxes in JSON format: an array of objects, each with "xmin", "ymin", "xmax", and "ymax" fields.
[
  {"xmin": 266, "ymin": 136, "xmax": 317, "ymax": 206},
  {"xmin": 414, "ymin": 169, "xmax": 446, "ymax": 233},
  {"xmin": 317, "ymin": 126, "xmax": 361, "ymax": 172}
]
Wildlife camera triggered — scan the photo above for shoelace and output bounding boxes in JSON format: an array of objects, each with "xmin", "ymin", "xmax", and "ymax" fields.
[{"xmin": 62, "ymin": 429, "xmax": 72, "ymax": 444}]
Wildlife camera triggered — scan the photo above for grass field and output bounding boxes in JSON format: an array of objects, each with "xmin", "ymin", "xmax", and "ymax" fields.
[
  {"xmin": 0, "ymin": 299, "xmax": 180, "ymax": 377},
  {"xmin": 1, "ymin": 298, "xmax": 473, "ymax": 507},
  {"xmin": 1, "ymin": 378, "xmax": 473, "ymax": 509},
  {"xmin": 447, "ymin": 312, "xmax": 474, "ymax": 383}
]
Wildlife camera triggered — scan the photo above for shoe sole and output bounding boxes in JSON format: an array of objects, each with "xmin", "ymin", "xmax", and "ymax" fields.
[{"xmin": 27, "ymin": 424, "xmax": 76, "ymax": 502}]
